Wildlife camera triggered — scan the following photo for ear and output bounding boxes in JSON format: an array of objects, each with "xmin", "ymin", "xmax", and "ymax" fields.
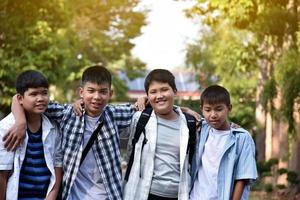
[
  {"xmin": 228, "ymin": 104, "xmax": 232, "ymax": 112},
  {"xmin": 109, "ymin": 89, "xmax": 113, "ymax": 98},
  {"xmin": 79, "ymin": 87, "xmax": 84, "ymax": 98},
  {"xmin": 17, "ymin": 94, "xmax": 24, "ymax": 105}
]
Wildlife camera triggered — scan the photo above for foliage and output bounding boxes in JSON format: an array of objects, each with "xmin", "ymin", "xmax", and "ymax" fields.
[
  {"xmin": 275, "ymin": 49, "xmax": 300, "ymax": 135},
  {"xmin": 0, "ymin": 0, "xmax": 147, "ymax": 114},
  {"xmin": 185, "ymin": 21, "xmax": 258, "ymax": 129},
  {"xmin": 264, "ymin": 183, "xmax": 273, "ymax": 193},
  {"xmin": 185, "ymin": 0, "xmax": 300, "ymax": 137},
  {"xmin": 287, "ymin": 171, "xmax": 300, "ymax": 185}
]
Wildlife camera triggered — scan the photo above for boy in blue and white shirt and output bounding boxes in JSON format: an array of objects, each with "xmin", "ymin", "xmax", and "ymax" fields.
[
  {"xmin": 190, "ymin": 85, "xmax": 257, "ymax": 200},
  {"xmin": 0, "ymin": 70, "xmax": 62, "ymax": 200}
]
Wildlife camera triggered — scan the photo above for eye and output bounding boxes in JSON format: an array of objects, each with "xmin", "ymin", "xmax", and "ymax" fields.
[
  {"xmin": 42, "ymin": 90, "xmax": 48, "ymax": 95},
  {"xmin": 100, "ymin": 90, "xmax": 108, "ymax": 95},
  {"xmin": 87, "ymin": 89, "xmax": 94, "ymax": 93}
]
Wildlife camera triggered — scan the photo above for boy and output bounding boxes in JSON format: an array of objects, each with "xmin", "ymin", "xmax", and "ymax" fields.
[
  {"xmin": 0, "ymin": 70, "xmax": 62, "ymax": 200},
  {"xmin": 123, "ymin": 69, "xmax": 194, "ymax": 200},
  {"xmin": 190, "ymin": 85, "xmax": 257, "ymax": 200},
  {"xmin": 9, "ymin": 65, "xmax": 137, "ymax": 200}
]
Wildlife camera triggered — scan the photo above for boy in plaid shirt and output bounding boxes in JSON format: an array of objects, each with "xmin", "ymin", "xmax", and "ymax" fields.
[{"xmin": 7, "ymin": 65, "xmax": 137, "ymax": 200}]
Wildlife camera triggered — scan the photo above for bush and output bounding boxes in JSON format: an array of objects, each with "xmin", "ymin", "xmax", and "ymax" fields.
[{"xmin": 264, "ymin": 183, "xmax": 273, "ymax": 193}]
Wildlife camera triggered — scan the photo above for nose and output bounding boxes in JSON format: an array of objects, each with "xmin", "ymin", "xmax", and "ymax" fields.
[
  {"xmin": 157, "ymin": 91, "xmax": 163, "ymax": 98},
  {"xmin": 37, "ymin": 94, "xmax": 44, "ymax": 101},
  {"xmin": 211, "ymin": 110, "xmax": 218, "ymax": 118},
  {"xmin": 93, "ymin": 91, "xmax": 101, "ymax": 100}
]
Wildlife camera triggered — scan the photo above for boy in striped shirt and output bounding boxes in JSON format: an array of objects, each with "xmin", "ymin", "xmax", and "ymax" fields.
[{"xmin": 0, "ymin": 70, "xmax": 62, "ymax": 200}]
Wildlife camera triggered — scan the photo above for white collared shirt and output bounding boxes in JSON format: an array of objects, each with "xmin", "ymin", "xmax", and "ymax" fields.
[{"xmin": 0, "ymin": 113, "xmax": 62, "ymax": 200}]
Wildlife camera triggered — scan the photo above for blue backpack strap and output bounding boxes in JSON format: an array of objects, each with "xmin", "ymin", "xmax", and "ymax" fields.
[
  {"xmin": 183, "ymin": 112, "xmax": 197, "ymax": 165},
  {"xmin": 124, "ymin": 107, "xmax": 152, "ymax": 181}
]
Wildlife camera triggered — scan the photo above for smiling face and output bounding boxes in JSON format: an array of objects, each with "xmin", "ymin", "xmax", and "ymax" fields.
[
  {"xmin": 80, "ymin": 81, "xmax": 112, "ymax": 117},
  {"xmin": 147, "ymin": 81, "xmax": 177, "ymax": 120},
  {"xmin": 201, "ymin": 102, "xmax": 232, "ymax": 130},
  {"xmin": 18, "ymin": 87, "xmax": 49, "ymax": 116}
]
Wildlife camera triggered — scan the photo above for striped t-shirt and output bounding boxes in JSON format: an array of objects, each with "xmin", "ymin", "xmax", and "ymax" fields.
[{"xmin": 18, "ymin": 125, "xmax": 51, "ymax": 200}]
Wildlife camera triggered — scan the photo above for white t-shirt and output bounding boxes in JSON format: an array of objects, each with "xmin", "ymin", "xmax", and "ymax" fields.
[
  {"xmin": 69, "ymin": 114, "xmax": 108, "ymax": 200},
  {"xmin": 190, "ymin": 128, "xmax": 230, "ymax": 200}
]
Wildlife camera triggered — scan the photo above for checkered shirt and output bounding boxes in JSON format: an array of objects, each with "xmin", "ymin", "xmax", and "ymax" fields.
[{"xmin": 46, "ymin": 102, "xmax": 135, "ymax": 200}]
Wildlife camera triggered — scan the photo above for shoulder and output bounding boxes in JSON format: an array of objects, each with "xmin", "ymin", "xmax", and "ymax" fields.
[
  {"xmin": 0, "ymin": 113, "xmax": 15, "ymax": 136},
  {"xmin": 232, "ymin": 127, "xmax": 254, "ymax": 141},
  {"xmin": 232, "ymin": 127, "xmax": 256, "ymax": 151},
  {"xmin": 42, "ymin": 114, "xmax": 59, "ymax": 131},
  {"xmin": 107, "ymin": 103, "xmax": 133, "ymax": 110},
  {"xmin": 131, "ymin": 111, "xmax": 143, "ymax": 125}
]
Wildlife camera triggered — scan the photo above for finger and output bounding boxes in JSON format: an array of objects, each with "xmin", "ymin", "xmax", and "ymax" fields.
[
  {"xmin": 11, "ymin": 139, "xmax": 20, "ymax": 151},
  {"xmin": 3, "ymin": 132, "xmax": 13, "ymax": 147},
  {"xmin": 2, "ymin": 128, "xmax": 13, "ymax": 141},
  {"xmin": 6, "ymin": 136, "xmax": 17, "ymax": 151},
  {"xmin": 74, "ymin": 107, "xmax": 81, "ymax": 116}
]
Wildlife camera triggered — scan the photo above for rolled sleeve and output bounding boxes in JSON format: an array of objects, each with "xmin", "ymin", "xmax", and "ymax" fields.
[
  {"xmin": 235, "ymin": 134, "xmax": 258, "ymax": 183},
  {"xmin": 0, "ymin": 113, "xmax": 15, "ymax": 170}
]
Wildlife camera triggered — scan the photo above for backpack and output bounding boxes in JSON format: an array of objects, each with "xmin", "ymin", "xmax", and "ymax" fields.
[{"xmin": 124, "ymin": 107, "xmax": 198, "ymax": 181}]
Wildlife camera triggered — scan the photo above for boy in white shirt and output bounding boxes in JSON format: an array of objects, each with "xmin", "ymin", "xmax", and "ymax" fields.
[
  {"xmin": 190, "ymin": 85, "xmax": 257, "ymax": 200},
  {"xmin": 0, "ymin": 70, "xmax": 62, "ymax": 200}
]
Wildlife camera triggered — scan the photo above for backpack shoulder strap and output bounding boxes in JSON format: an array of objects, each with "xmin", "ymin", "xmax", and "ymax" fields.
[
  {"xmin": 183, "ymin": 112, "xmax": 197, "ymax": 165},
  {"xmin": 124, "ymin": 107, "xmax": 152, "ymax": 181},
  {"xmin": 132, "ymin": 107, "xmax": 152, "ymax": 144}
]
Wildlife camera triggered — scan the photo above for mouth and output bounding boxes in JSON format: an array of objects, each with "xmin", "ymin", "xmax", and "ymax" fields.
[
  {"xmin": 209, "ymin": 120, "xmax": 219, "ymax": 125},
  {"xmin": 156, "ymin": 99, "xmax": 167, "ymax": 105},
  {"xmin": 91, "ymin": 102, "xmax": 102, "ymax": 108},
  {"xmin": 35, "ymin": 104, "xmax": 46, "ymax": 108}
]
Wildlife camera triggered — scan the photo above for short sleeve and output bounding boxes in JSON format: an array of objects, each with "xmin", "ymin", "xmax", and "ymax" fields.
[
  {"xmin": 235, "ymin": 134, "xmax": 258, "ymax": 183},
  {"xmin": 45, "ymin": 102, "xmax": 70, "ymax": 124},
  {"xmin": 0, "ymin": 113, "xmax": 15, "ymax": 170},
  {"xmin": 112, "ymin": 103, "xmax": 135, "ymax": 130}
]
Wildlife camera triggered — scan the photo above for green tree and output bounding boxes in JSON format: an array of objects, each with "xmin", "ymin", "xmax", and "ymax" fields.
[
  {"xmin": 185, "ymin": 0, "xmax": 300, "ymax": 164},
  {"xmin": 0, "ymin": 0, "xmax": 147, "ymax": 114}
]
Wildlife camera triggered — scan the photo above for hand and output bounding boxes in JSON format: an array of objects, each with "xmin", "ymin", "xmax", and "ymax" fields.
[
  {"xmin": 72, "ymin": 98, "xmax": 84, "ymax": 116},
  {"xmin": 134, "ymin": 96, "xmax": 148, "ymax": 111},
  {"xmin": 3, "ymin": 122, "xmax": 26, "ymax": 151},
  {"xmin": 231, "ymin": 122, "xmax": 241, "ymax": 129},
  {"xmin": 181, "ymin": 107, "xmax": 201, "ymax": 122}
]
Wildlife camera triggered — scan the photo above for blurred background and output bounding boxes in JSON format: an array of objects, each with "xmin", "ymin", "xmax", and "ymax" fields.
[{"xmin": 0, "ymin": 0, "xmax": 300, "ymax": 199}]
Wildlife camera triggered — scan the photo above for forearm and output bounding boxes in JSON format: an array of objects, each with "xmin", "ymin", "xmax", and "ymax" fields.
[
  {"xmin": 45, "ymin": 167, "xmax": 62, "ymax": 200},
  {"xmin": 11, "ymin": 95, "xmax": 26, "ymax": 125},
  {"xmin": 0, "ymin": 170, "xmax": 10, "ymax": 200},
  {"xmin": 232, "ymin": 180, "xmax": 247, "ymax": 200}
]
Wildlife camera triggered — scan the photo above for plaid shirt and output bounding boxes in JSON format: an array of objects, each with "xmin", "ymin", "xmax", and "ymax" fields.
[{"xmin": 46, "ymin": 102, "xmax": 135, "ymax": 200}]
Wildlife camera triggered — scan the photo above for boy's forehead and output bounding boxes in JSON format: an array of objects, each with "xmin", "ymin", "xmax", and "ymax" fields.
[
  {"xmin": 25, "ymin": 87, "xmax": 48, "ymax": 92},
  {"xmin": 149, "ymin": 81, "xmax": 170, "ymax": 87},
  {"xmin": 83, "ymin": 81, "xmax": 111, "ymax": 89},
  {"xmin": 202, "ymin": 102, "xmax": 228, "ymax": 107}
]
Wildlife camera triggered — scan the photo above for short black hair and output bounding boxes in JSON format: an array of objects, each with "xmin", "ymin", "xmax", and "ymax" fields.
[
  {"xmin": 144, "ymin": 69, "xmax": 177, "ymax": 94},
  {"xmin": 81, "ymin": 64, "xmax": 112, "ymax": 87},
  {"xmin": 16, "ymin": 70, "xmax": 49, "ymax": 95},
  {"xmin": 200, "ymin": 85, "xmax": 231, "ymax": 107}
]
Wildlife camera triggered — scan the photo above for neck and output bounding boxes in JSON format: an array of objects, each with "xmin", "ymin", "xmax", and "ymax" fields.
[
  {"xmin": 156, "ymin": 110, "xmax": 178, "ymax": 120},
  {"xmin": 217, "ymin": 121, "xmax": 231, "ymax": 131},
  {"xmin": 26, "ymin": 113, "xmax": 42, "ymax": 133}
]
